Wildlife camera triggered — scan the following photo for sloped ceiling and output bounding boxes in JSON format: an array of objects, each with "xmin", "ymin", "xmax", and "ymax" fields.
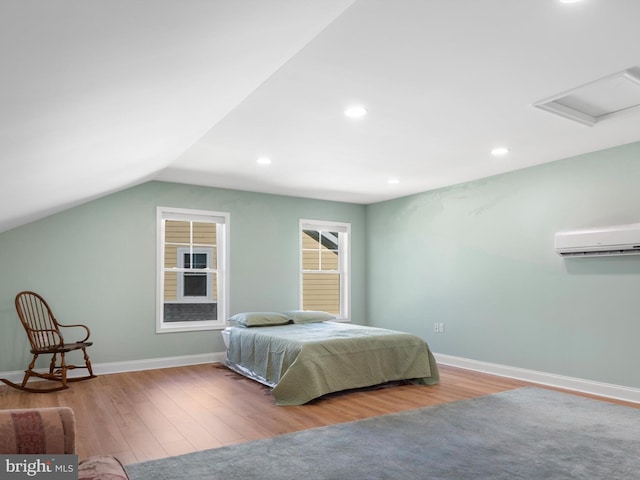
[{"xmin": 2, "ymin": 0, "xmax": 640, "ymax": 233}]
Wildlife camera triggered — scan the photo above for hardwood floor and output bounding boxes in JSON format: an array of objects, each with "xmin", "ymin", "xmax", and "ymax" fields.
[{"xmin": 0, "ymin": 363, "xmax": 636, "ymax": 465}]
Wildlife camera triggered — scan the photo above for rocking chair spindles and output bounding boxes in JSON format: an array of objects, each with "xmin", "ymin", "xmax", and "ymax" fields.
[{"xmin": 1, "ymin": 291, "xmax": 96, "ymax": 393}]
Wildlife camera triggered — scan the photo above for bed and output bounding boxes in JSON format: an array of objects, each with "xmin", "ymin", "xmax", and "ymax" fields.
[{"xmin": 223, "ymin": 311, "xmax": 439, "ymax": 405}]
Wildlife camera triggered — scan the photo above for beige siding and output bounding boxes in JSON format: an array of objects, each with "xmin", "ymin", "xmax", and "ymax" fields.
[
  {"xmin": 193, "ymin": 223, "xmax": 216, "ymax": 246},
  {"xmin": 164, "ymin": 271, "xmax": 177, "ymax": 301},
  {"xmin": 165, "ymin": 220, "xmax": 190, "ymax": 243},
  {"xmin": 302, "ymin": 273, "xmax": 340, "ymax": 314},
  {"xmin": 302, "ymin": 233, "xmax": 318, "ymax": 249},
  {"xmin": 211, "ymin": 273, "xmax": 218, "ymax": 301}
]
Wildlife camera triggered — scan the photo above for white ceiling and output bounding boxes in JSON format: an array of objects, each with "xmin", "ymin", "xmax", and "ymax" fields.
[{"xmin": 2, "ymin": 0, "xmax": 640, "ymax": 233}]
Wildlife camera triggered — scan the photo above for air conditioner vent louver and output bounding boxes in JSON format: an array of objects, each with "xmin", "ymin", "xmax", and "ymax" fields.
[{"xmin": 559, "ymin": 249, "xmax": 640, "ymax": 258}]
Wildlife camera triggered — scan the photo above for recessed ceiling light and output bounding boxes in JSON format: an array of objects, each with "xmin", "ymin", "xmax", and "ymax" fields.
[
  {"xmin": 387, "ymin": 177, "xmax": 400, "ymax": 184},
  {"xmin": 559, "ymin": 0, "xmax": 583, "ymax": 3},
  {"xmin": 344, "ymin": 105, "xmax": 367, "ymax": 118},
  {"xmin": 491, "ymin": 147, "xmax": 510, "ymax": 157},
  {"xmin": 256, "ymin": 156, "xmax": 272, "ymax": 165}
]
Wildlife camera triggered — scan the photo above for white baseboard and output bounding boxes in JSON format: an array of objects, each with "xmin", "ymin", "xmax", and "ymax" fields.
[
  {"xmin": 435, "ymin": 353, "xmax": 640, "ymax": 404},
  {"xmin": 0, "ymin": 351, "xmax": 228, "ymax": 384},
  {"xmin": 4, "ymin": 351, "xmax": 639, "ymax": 405}
]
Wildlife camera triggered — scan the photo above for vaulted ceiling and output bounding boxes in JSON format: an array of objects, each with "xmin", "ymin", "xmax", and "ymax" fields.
[{"xmin": 2, "ymin": 0, "xmax": 640, "ymax": 233}]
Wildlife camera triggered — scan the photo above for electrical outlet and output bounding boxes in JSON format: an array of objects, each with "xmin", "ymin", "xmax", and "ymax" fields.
[{"xmin": 433, "ymin": 323, "xmax": 439, "ymax": 333}]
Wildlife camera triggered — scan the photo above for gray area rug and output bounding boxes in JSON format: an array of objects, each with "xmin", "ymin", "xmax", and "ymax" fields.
[{"xmin": 126, "ymin": 387, "xmax": 640, "ymax": 479}]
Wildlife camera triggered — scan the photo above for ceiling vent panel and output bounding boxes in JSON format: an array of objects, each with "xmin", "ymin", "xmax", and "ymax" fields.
[{"xmin": 534, "ymin": 67, "xmax": 640, "ymax": 126}]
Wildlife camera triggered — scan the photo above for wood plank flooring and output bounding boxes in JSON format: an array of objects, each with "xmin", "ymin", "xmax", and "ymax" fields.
[{"xmin": 0, "ymin": 363, "xmax": 636, "ymax": 465}]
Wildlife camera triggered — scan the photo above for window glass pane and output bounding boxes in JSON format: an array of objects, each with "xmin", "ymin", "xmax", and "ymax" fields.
[
  {"xmin": 164, "ymin": 244, "xmax": 178, "ymax": 269},
  {"xmin": 193, "ymin": 222, "xmax": 216, "ymax": 246},
  {"xmin": 165, "ymin": 220, "xmax": 190, "ymax": 244},
  {"xmin": 303, "ymin": 250, "xmax": 320, "ymax": 270},
  {"xmin": 320, "ymin": 248, "xmax": 339, "ymax": 271},
  {"xmin": 322, "ymin": 231, "xmax": 339, "ymax": 251},
  {"xmin": 163, "ymin": 272, "xmax": 217, "ymax": 323},
  {"xmin": 210, "ymin": 246, "xmax": 217, "ymax": 269},
  {"xmin": 302, "ymin": 229, "xmax": 320, "ymax": 249},
  {"xmin": 164, "ymin": 271, "xmax": 177, "ymax": 301},
  {"xmin": 194, "ymin": 253, "xmax": 207, "ymax": 269},
  {"xmin": 302, "ymin": 273, "xmax": 340, "ymax": 314},
  {"xmin": 211, "ymin": 272, "xmax": 218, "ymax": 302},
  {"xmin": 183, "ymin": 273, "xmax": 207, "ymax": 296},
  {"xmin": 184, "ymin": 253, "xmax": 208, "ymax": 269}
]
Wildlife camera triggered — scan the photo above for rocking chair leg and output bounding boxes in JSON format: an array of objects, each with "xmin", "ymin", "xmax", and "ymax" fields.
[
  {"xmin": 83, "ymin": 347, "xmax": 95, "ymax": 377},
  {"xmin": 22, "ymin": 354, "xmax": 37, "ymax": 387},
  {"xmin": 49, "ymin": 353, "xmax": 57, "ymax": 375},
  {"xmin": 21, "ymin": 370, "xmax": 32, "ymax": 388},
  {"xmin": 59, "ymin": 352, "xmax": 68, "ymax": 388}
]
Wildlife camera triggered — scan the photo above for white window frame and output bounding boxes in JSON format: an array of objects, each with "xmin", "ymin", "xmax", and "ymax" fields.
[
  {"xmin": 157, "ymin": 206, "xmax": 229, "ymax": 333},
  {"xmin": 299, "ymin": 219, "xmax": 351, "ymax": 321}
]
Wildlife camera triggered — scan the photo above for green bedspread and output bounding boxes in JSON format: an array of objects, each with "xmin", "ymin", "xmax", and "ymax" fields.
[{"xmin": 225, "ymin": 322, "xmax": 439, "ymax": 405}]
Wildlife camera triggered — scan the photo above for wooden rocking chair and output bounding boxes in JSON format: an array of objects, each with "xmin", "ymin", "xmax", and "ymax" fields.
[{"xmin": 1, "ymin": 291, "xmax": 96, "ymax": 393}]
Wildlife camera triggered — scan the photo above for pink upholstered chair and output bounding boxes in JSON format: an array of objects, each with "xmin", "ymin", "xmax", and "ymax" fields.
[{"xmin": 0, "ymin": 407, "xmax": 129, "ymax": 479}]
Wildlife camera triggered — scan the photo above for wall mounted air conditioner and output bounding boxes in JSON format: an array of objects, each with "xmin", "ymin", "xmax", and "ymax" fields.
[{"xmin": 555, "ymin": 223, "xmax": 640, "ymax": 257}]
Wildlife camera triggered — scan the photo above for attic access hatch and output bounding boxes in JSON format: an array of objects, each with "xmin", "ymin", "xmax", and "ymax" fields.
[{"xmin": 534, "ymin": 67, "xmax": 640, "ymax": 126}]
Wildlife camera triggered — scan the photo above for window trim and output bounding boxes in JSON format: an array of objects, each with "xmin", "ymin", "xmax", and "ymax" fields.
[
  {"xmin": 156, "ymin": 206, "xmax": 230, "ymax": 333},
  {"xmin": 299, "ymin": 219, "xmax": 351, "ymax": 321}
]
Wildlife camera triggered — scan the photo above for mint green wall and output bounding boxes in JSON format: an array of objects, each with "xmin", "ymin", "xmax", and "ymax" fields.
[
  {"xmin": 4, "ymin": 143, "xmax": 640, "ymax": 389},
  {"xmin": 366, "ymin": 141, "xmax": 640, "ymax": 388},
  {"xmin": 0, "ymin": 181, "xmax": 366, "ymax": 371}
]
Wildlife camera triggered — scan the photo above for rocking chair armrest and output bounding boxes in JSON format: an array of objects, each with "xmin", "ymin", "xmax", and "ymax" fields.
[{"xmin": 56, "ymin": 323, "xmax": 91, "ymax": 343}]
